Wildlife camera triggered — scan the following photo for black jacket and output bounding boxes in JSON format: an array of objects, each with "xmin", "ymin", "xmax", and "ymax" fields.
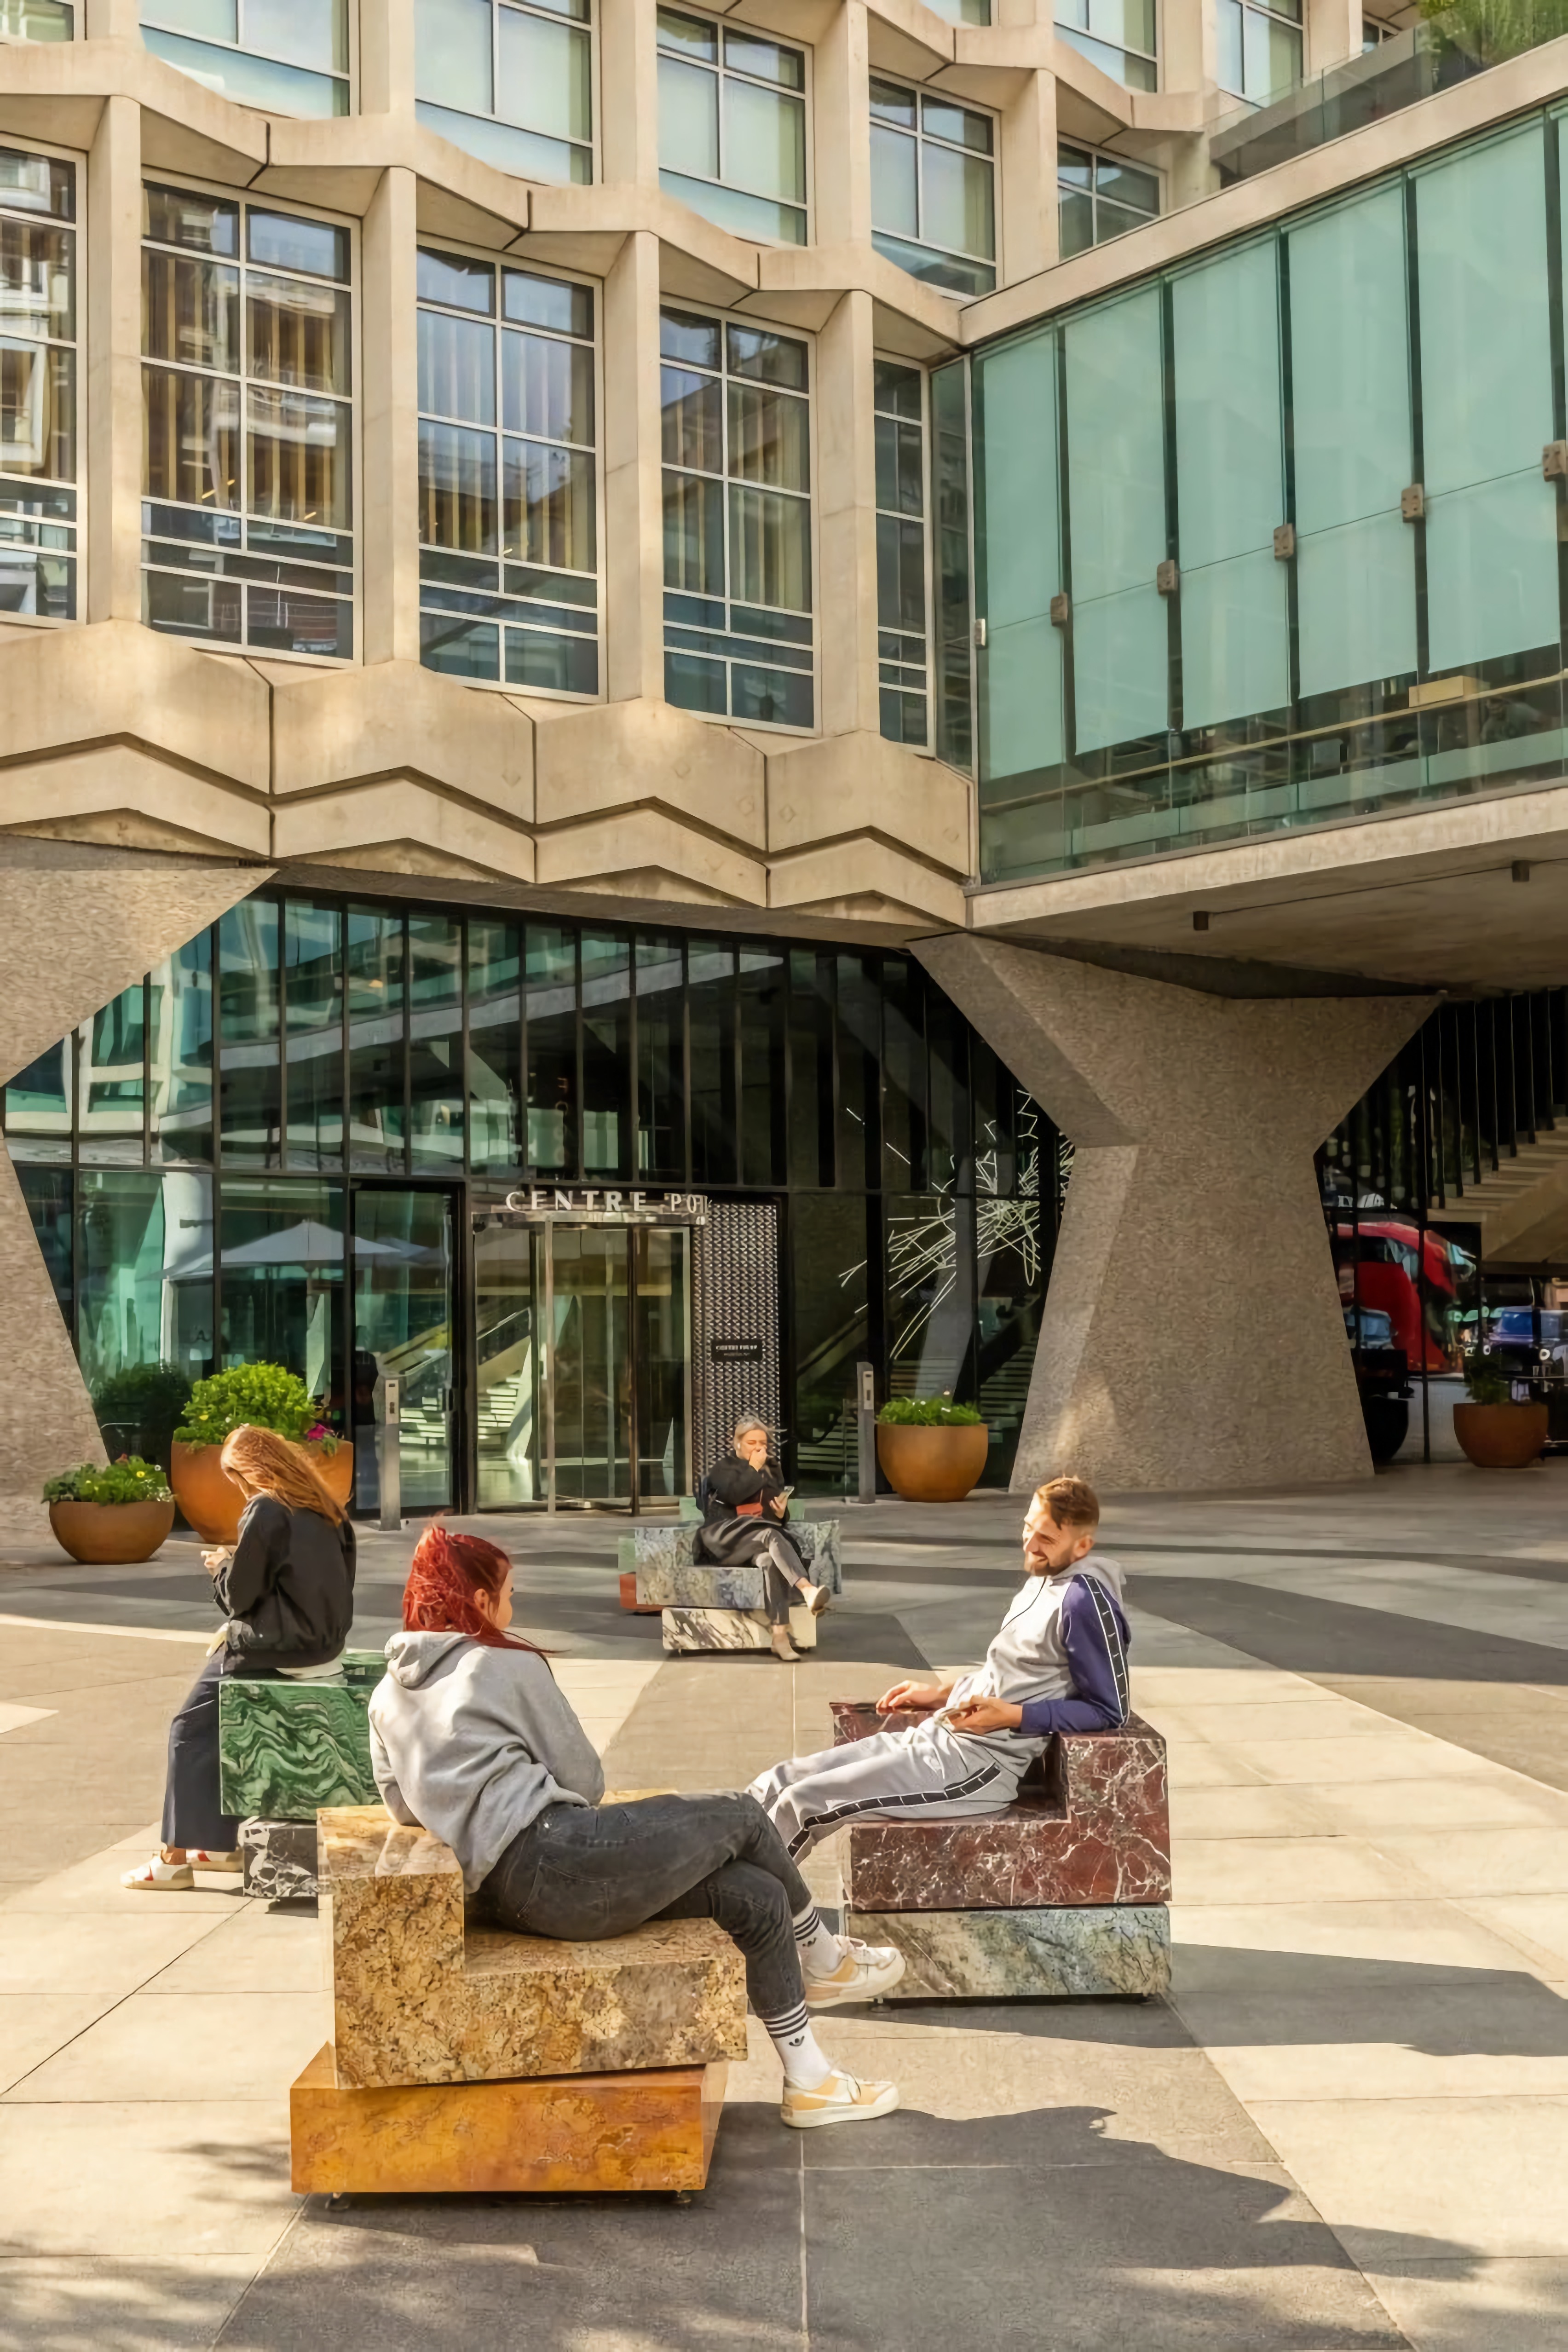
[
  {"xmin": 703, "ymin": 1452, "xmax": 790, "ymax": 1525},
  {"xmin": 215, "ymin": 1494, "xmax": 356, "ymax": 1669}
]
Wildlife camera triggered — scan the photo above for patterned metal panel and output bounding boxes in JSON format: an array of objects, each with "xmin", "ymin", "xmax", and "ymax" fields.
[{"xmin": 693, "ymin": 1200, "xmax": 780, "ymax": 1476}]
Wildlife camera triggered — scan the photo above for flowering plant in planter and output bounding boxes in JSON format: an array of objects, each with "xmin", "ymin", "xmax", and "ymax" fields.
[
  {"xmin": 174, "ymin": 1365, "xmax": 337, "ymax": 1452},
  {"xmin": 43, "ymin": 1456, "xmax": 172, "ymax": 1504}
]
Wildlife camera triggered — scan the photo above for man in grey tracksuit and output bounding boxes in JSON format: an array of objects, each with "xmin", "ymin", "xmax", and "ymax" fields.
[{"xmin": 749, "ymin": 1476, "xmax": 1130, "ymax": 1858}]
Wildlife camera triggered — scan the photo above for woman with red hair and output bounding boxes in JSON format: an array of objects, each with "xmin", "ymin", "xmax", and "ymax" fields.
[{"xmin": 368, "ymin": 1523, "xmax": 906, "ymax": 2133}]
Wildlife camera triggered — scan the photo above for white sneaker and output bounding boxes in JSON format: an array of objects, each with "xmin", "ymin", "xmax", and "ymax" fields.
[
  {"xmin": 781, "ymin": 2070, "xmax": 899, "ymax": 2130},
  {"xmin": 803, "ymin": 1937, "xmax": 907, "ymax": 2007},
  {"xmin": 801, "ymin": 1581, "xmax": 832, "ymax": 1617}
]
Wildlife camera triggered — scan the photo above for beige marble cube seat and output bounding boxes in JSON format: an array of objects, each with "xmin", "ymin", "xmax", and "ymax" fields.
[{"xmin": 320, "ymin": 1805, "xmax": 749, "ymax": 2091}]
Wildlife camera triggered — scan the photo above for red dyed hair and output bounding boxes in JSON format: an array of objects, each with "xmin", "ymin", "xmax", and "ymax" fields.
[{"xmin": 401, "ymin": 1523, "xmax": 551, "ymax": 1654}]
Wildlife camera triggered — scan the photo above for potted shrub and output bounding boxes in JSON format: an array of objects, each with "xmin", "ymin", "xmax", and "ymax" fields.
[
  {"xmin": 171, "ymin": 1364, "xmax": 351, "ymax": 1540},
  {"xmin": 90, "ymin": 1362, "xmax": 192, "ymax": 1473},
  {"xmin": 875, "ymin": 1397, "xmax": 990, "ymax": 1502},
  {"xmin": 1453, "ymin": 1350, "xmax": 1549, "ymax": 1469},
  {"xmin": 43, "ymin": 1457, "xmax": 176, "ymax": 1564}
]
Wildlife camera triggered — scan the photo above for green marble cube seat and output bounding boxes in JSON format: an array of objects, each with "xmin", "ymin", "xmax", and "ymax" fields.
[
  {"xmin": 634, "ymin": 1519, "xmax": 842, "ymax": 1608},
  {"xmin": 321, "ymin": 1804, "xmax": 749, "ymax": 2090},
  {"xmin": 219, "ymin": 1651, "xmax": 385, "ymax": 1822},
  {"xmin": 842, "ymin": 1904, "xmax": 1171, "ymax": 1999}
]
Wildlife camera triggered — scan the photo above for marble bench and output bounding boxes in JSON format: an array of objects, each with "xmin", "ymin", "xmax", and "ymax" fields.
[
  {"xmin": 828, "ymin": 1701, "xmax": 1172, "ymax": 2000},
  {"xmin": 219, "ymin": 1653, "xmax": 385, "ymax": 1900},
  {"xmin": 620, "ymin": 1517, "xmax": 842, "ymax": 1654},
  {"xmin": 291, "ymin": 1803, "xmax": 745, "ymax": 2195}
]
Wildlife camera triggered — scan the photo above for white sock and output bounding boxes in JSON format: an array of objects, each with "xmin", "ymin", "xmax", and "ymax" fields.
[
  {"xmin": 793, "ymin": 1903, "xmax": 845, "ymax": 1979},
  {"xmin": 762, "ymin": 2003, "xmax": 836, "ymax": 2090}
]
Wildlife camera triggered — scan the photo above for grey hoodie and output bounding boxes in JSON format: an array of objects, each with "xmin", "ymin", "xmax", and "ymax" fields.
[{"xmin": 368, "ymin": 1631, "xmax": 605, "ymax": 1892}]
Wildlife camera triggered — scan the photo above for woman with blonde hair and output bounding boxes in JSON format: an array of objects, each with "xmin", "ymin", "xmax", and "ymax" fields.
[{"xmin": 121, "ymin": 1423, "xmax": 357, "ymax": 1890}]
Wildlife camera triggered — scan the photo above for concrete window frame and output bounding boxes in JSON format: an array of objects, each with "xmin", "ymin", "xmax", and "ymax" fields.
[
  {"xmin": 659, "ymin": 297, "xmax": 821, "ymax": 737},
  {"xmin": 138, "ymin": 173, "xmax": 362, "ymax": 669},
  {"xmin": 413, "ymin": 238, "xmax": 606, "ymax": 705},
  {"xmin": 655, "ymin": 3, "xmax": 813, "ymax": 249},
  {"xmin": 0, "ymin": 133, "xmax": 83, "ymax": 640}
]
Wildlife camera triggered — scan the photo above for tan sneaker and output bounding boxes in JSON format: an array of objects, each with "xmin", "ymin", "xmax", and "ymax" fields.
[
  {"xmin": 804, "ymin": 1938, "xmax": 907, "ymax": 2007},
  {"xmin": 781, "ymin": 2070, "xmax": 899, "ymax": 2130},
  {"xmin": 770, "ymin": 1626, "xmax": 801, "ymax": 1662},
  {"xmin": 800, "ymin": 1581, "xmax": 832, "ymax": 1617}
]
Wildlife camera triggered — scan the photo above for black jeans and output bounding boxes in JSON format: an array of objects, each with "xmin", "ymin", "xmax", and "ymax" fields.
[
  {"xmin": 698, "ymin": 1520, "xmax": 810, "ymax": 1627},
  {"xmin": 161, "ymin": 1650, "xmax": 243, "ymax": 1853},
  {"xmin": 479, "ymin": 1790, "xmax": 813, "ymax": 2022}
]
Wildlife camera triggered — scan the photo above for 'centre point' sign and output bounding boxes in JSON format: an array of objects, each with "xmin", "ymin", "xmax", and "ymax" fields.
[{"xmin": 478, "ymin": 1188, "xmax": 710, "ymax": 1227}]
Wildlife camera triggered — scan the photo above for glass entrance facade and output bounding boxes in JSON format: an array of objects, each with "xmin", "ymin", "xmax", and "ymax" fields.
[{"xmin": 7, "ymin": 885, "xmax": 1056, "ymax": 1505}]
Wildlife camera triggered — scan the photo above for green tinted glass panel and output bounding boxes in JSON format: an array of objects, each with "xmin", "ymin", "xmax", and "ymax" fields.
[
  {"xmin": 1063, "ymin": 289, "xmax": 1163, "ymax": 602},
  {"xmin": 1296, "ymin": 511, "xmax": 1417, "ymax": 699},
  {"xmin": 1288, "ymin": 184, "xmax": 1409, "ymax": 532},
  {"xmin": 1072, "ymin": 581, "xmax": 1167, "ymax": 752},
  {"xmin": 1179, "ymin": 548, "xmax": 1288, "ymax": 729},
  {"xmin": 1425, "ymin": 470, "xmax": 1560, "ymax": 674},
  {"xmin": 1415, "ymin": 127, "xmax": 1552, "ymax": 495},
  {"xmin": 1172, "ymin": 241, "xmax": 1281, "ymax": 571}
]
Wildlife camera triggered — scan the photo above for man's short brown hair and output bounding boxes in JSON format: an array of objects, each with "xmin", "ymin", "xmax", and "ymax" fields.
[{"xmin": 1035, "ymin": 1476, "xmax": 1100, "ymax": 1531}]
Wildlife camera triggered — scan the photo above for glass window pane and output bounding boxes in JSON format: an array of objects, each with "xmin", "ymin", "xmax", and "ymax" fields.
[
  {"xmin": 1058, "ymin": 144, "xmax": 1092, "ymax": 190},
  {"xmin": 739, "ymin": 944, "xmax": 785, "ymax": 1185},
  {"xmin": 502, "ymin": 327, "xmax": 592, "ymax": 442},
  {"xmin": 1096, "ymin": 158, "xmax": 1159, "ymax": 213},
  {"xmin": 1216, "ymin": 0, "xmax": 1243, "ymax": 90},
  {"xmin": 661, "ymin": 363, "xmax": 722, "ymax": 468},
  {"xmin": 876, "ymin": 513, "xmax": 925, "ymax": 633},
  {"xmin": 409, "ymin": 911, "xmax": 464, "ymax": 1169},
  {"xmin": 870, "ymin": 75, "xmax": 917, "ymax": 127},
  {"xmin": 1425, "ymin": 470, "xmax": 1561, "ymax": 674},
  {"xmin": 660, "ymin": 306, "xmax": 721, "ymax": 369},
  {"xmin": 419, "ymin": 308, "xmax": 495, "ymax": 423},
  {"xmin": 722, "ymin": 79, "xmax": 805, "ymax": 205},
  {"xmin": 657, "ymin": 5, "xmax": 715, "ymax": 60},
  {"xmin": 496, "ymin": 7, "xmax": 591, "ymax": 143},
  {"xmin": 871, "ymin": 126, "xmax": 919, "ymax": 239},
  {"xmin": 727, "ymin": 381, "xmax": 808, "ymax": 490},
  {"xmin": 247, "ymin": 272, "xmax": 351, "ymax": 396},
  {"xmin": 6, "ymin": 1036, "xmax": 69, "ymax": 1140},
  {"xmin": 1085, "ymin": 0, "xmax": 1154, "ymax": 48},
  {"xmin": 0, "ymin": 342, "xmax": 72, "ymax": 478},
  {"xmin": 246, "ymin": 211, "xmax": 346, "ymax": 280},
  {"xmin": 0, "ymin": 218, "xmax": 74, "ymax": 340},
  {"xmin": 419, "ymin": 418, "xmax": 498, "ymax": 552},
  {"xmin": 78, "ymin": 1170, "xmax": 215, "ymax": 1400},
  {"xmin": 1063, "ymin": 287, "xmax": 1164, "ymax": 602},
  {"xmin": 1417, "ymin": 126, "xmax": 1553, "ymax": 496},
  {"xmin": 144, "ymin": 183, "xmax": 238, "ymax": 256},
  {"xmin": 658, "ymin": 54, "xmax": 719, "ymax": 179},
  {"xmin": 503, "ymin": 437, "xmax": 594, "ymax": 568},
  {"xmin": 244, "ymin": 0, "xmax": 346, "ymax": 72},
  {"xmin": 687, "ymin": 939, "xmax": 736, "ymax": 1185},
  {"xmin": 635, "ymin": 932, "xmax": 685, "ymax": 1180},
  {"xmin": 723, "ymin": 28, "xmax": 802, "ymax": 87},
  {"xmin": 581, "ymin": 930, "xmax": 628, "ymax": 1177},
  {"xmin": 79, "ymin": 985, "xmax": 146, "ymax": 1165},
  {"xmin": 143, "ymin": 364, "xmax": 239, "ymax": 506},
  {"xmin": 726, "ymin": 324, "xmax": 807, "ymax": 390},
  {"xmin": 150, "ymin": 931, "xmax": 214, "ymax": 1162},
  {"xmin": 468, "ymin": 917, "xmax": 521, "ymax": 1172},
  {"xmin": 662, "ymin": 468, "xmax": 724, "ymax": 592},
  {"xmin": 247, "ymin": 386, "xmax": 351, "ymax": 526},
  {"xmin": 219, "ymin": 1179, "xmax": 343, "ymax": 1413},
  {"xmin": 921, "ymin": 142, "xmax": 995, "ymax": 261},
  {"xmin": 418, "ymin": 247, "xmax": 494, "ymax": 312},
  {"xmin": 503, "ymin": 269, "xmax": 592, "ymax": 336},
  {"xmin": 525, "ymin": 922, "xmax": 576, "ymax": 1174},
  {"xmin": 1071, "ymin": 581, "xmax": 1168, "ymax": 753},
  {"xmin": 217, "ymin": 900, "xmax": 280, "ymax": 1170},
  {"xmin": 416, "ymin": 0, "xmax": 495, "ymax": 116},
  {"xmin": 142, "ymin": 249, "xmax": 239, "ymax": 371},
  {"xmin": 0, "ymin": 149, "xmax": 74, "ymax": 220},
  {"xmin": 874, "ymin": 357, "xmax": 922, "ymax": 419},
  {"xmin": 1179, "ymin": 547, "xmax": 1287, "ymax": 729},
  {"xmin": 975, "ymin": 329, "xmax": 1063, "ymax": 778},
  {"xmin": 1296, "ymin": 510, "xmax": 1417, "ymax": 700},
  {"xmin": 921, "ymin": 98, "xmax": 992, "ymax": 154},
  {"xmin": 284, "ymin": 898, "xmax": 343, "ymax": 1168},
  {"xmin": 1058, "ymin": 186, "xmax": 1094, "ymax": 257},
  {"xmin": 1288, "ymin": 184, "xmax": 1409, "ymax": 532},
  {"xmin": 1172, "ymin": 240, "xmax": 1282, "ymax": 572},
  {"xmin": 347, "ymin": 905, "xmax": 405, "ymax": 1173},
  {"xmin": 729, "ymin": 483, "xmax": 810, "ymax": 610}
]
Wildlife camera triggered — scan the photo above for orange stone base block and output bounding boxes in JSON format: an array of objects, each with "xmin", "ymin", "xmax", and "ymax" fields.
[{"xmin": 289, "ymin": 2046, "xmax": 727, "ymax": 2195}]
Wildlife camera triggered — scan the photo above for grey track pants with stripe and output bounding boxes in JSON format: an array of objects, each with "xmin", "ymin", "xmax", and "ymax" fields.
[{"xmin": 749, "ymin": 1720, "xmax": 1031, "ymax": 1861}]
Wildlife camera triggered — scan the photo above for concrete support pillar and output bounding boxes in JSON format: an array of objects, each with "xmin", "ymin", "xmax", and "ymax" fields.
[
  {"xmin": 917, "ymin": 936, "xmax": 1435, "ymax": 1494},
  {"xmin": 86, "ymin": 96, "xmax": 143, "ymax": 624},
  {"xmin": 0, "ymin": 843, "xmax": 272, "ymax": 1500},
  {"xmin": 1307, "ymin": 0, "xmax": 1361, "ymax": 77},
  {"xmin": 816, "ymin": 288, "xmax": 880, "ymax": 740},
  {"xmin": 1000, "ymin": 70, "xmax": 1059, "ymax": 284},
  {"xmin": 599, "ymin": 0, "xmax": 661, "ymax": 190},
  {"xmin": 813, "ymin": 0, "xmax": 872, "ymax": 247},
  {"xmin": 360, "ymin": 0, "xmax": 417, "ymax": 114},
  {"xmin": 604, "ymin": 228, "xmax": 666, "ymax": 704},
  {"xmin": 361, "ymin": 167, "xmax": 421, "ymax": 667}
]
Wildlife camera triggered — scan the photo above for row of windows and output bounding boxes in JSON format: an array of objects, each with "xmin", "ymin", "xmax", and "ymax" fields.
[
  {"xmin": 0, "ymin": 1, "xmax": 1185, "ymax": 287},
  {"xmin": 0, "ymin": 145, "xmax": 955, "ymax": 740}
]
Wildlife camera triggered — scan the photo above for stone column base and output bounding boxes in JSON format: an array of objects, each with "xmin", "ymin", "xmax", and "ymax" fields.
[{"xmin": 845, "ymin": 1902, "xmax": 1171, "ymax": 1998}]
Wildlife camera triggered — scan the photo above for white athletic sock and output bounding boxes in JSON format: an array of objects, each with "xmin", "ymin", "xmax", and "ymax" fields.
[
  {"xmin": 762, "ymin": 2003, "xmax": 835, "ymax": 2089},
  {"xmin": 793, "ymin": 1902, "xmax": 845, "ymax": 1978}
]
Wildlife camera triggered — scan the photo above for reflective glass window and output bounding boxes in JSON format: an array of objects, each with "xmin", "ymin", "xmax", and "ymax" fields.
[
  {"xmin": 875, "ymin": 358, "xmax": 929, "ymax": 748},
  {"xmin": 525, "ymin": 922, "xmax": 576, "ymax": 1174},
  {"xmin": 218, "ymin": 898, "xmax": 282, "ymax": 1167},
  {"xmin": 409, "ymin": 911, "xmax": 465, "ymax": 1169},
  {"xmin": 416, "ymin": 0, "xmax": 592, "ymax": 185},
  {"xmin": 284, "ymin": 899, "xmax": 344, "ymax": 1168},
  {"xmin": 0, "ymin": 146, "xmax": 77, "ymax": 624},
  {"xmin": 635, "ymin": 932, "xmax": 686, "ymax": 1182},
  {"xmin": 687, "ymin": 938, "xmax": 737, "ymax": 1184},
  {"xmin": 141, "ymin": 184, "xmax": 354, "ymax": 661},
  {"xmin": 1063, "ymin": 288, "xmax": 1168, "ymax": 753},
  {"xmin": 468, "ymin": 917, "xmax": 522, "ymax": 1174},
  {"xmin": 657, "ymin": 7, "xmax": 807, "ymax": 247},
  {"xmin": 974, "ymin": 328, "xmax": 1063, "ymax": 788},
  {"xmin": 150, "ymin": 931, "xmax": 214, "ymax": 1163},
  {"xmin": 581, "ymin": 929, "xmax": 629, "ymax": 1178},
  {"xmin": 1054, "ymin": 0, "xmax": 1157, "ymax": 91},
  {"xmin": 141, "ymin": 0, "xmax": 349, "ymax": 120},
  {"xmin": 870, "ymin": 76, "xmax": 995, "ymax": 298},
  {"xmin": 1216, "ymin": 0, "xmax": 1301, "ymax": 103},
  {"xmin": 1057, "ymin": 143, "xmax": 1158, "ymax": 258},
  {"xmin": 78, "ymin": 985, "xmax": 146, "ymax": 1166},
  {"xmin": 346, "ymin": 904, "xmax": 406, "ymax": 1172}
]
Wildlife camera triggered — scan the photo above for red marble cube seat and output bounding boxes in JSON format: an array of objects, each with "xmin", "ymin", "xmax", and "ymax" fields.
[{"xmin": 827, "ymin": 1700, "xmax": 1170, "ymax": 1912}]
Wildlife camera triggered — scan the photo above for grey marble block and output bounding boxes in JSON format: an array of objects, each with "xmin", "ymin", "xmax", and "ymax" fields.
[
  {"xmin": 634, "ymin": 1520, "xmax": 842, "ymax": 1606},
  {"xmin": 844, "ymin": 1903, "xmax": 1170, "ymax": 2000},
  {"xmin": 661, "ymin": 1606, "xmax": 819, "ymax": 1654},
  {"xmin": 240, "ymin": 1818, "xmax": 319, "ymax": 1901}
]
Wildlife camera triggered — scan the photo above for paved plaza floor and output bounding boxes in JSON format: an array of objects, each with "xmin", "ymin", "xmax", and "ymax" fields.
[{"xmin": 5, "ymin": 1465, "xmax": 1568, "ymax": 2348}]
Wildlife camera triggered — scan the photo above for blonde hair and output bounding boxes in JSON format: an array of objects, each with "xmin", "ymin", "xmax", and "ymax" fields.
[
  {"xmin": 1036, "ymin": 1475, "xmax": 1100, "ymax": 1532},
  {"xmin": 220, "ymin": 1424, "xmax": 345, "ymax": 1523},
  {"xmin": 732, "ymin": 1414, "xmax": 769, "ymax": 1447}
]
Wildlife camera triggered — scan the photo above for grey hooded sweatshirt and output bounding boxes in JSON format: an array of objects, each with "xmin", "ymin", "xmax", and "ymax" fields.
[{"xmin": 369, "ymin": 1631, "xmax": 605, "ymax": 1892}]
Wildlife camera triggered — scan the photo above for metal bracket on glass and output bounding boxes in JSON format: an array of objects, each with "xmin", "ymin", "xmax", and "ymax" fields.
[
  {"xmin": 1155, "ymin": 559, "xmax": 1179, "ymax": 596},
  {"xmin": 1544, "ymin": 442, "xmax": 1568, "ymax": 480},
  {"xmin": 972, "ymin": 617, "xmax": 988, "ymax": 649},
  {"xmin": 1401, "ymin": 483, "xmax": 1425, "ymax": 521},
  {"xmin": 1272, "ymin": 523, "xmax": 1295, "ymax": 560},
  {"xmin": 1049, "ymin": 593, "xmax": 1070, "ymax": 628}
]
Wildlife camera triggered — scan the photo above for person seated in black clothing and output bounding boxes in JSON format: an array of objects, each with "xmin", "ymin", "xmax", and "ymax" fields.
[{"xmin": 698, "ymin": 1415, "xmax": 830, "ymax": 1664}]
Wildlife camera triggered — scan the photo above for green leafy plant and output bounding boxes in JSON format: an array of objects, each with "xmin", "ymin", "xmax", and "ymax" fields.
[
  {"xmin": 1462, "ymin": 1349, "xmax": 1513, "ymax": 1407},
  {"xmin": 43, "ymin": 1457, "xmax": 173, "ymax": 1505},
  {"xmin": 876, "ymin": 1396, "xmax": 984, "ymax": 1427},
  {"xmin": 174, "ymin": 1363, "xmax": 337, "ymax": 1452},
  {"xmin": 90, "ymin": 1362, "xmax": 193, "ymax": 1471}
]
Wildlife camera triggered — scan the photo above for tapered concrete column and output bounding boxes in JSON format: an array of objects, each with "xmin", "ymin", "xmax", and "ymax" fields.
[
  {"xmin": 361, "ymin": 167, "xmax": 421, "ymax": 667},
  {"xmin": 86, "ymin": 96, "xmax": 143, "ymax": 623},
  {"xmin": 1000, "ymin": 71, "xmax": 1059, "ymax": 283},
  {"xmin": 917, "ymin": 937, "xmax": 1436, "ymax": 1494},
  {"xmin": 605, "ymin": 229, "xmax": 666, "ymax": 703},
  {"xmin": 599, "ymin": 0, "xmax": 661, "ymax": 190},
  {"xmin": 0, "ymin": 843, "xmax": 272, "ymax": 1499},
  {"xmin": 813, "ymin": 0, "xmax": 872, "ymax": 246},
  {"xmin": 361, "ymin": 0, "xmax": 417, "ymax": 114},
  {"xmin": 816, "ymin": 288, "xmax": 880, "ymax": 739}
]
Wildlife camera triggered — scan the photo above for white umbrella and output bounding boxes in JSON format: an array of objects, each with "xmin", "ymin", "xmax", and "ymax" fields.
[{"xmin": 165, "ymin": 1219, "xmax": 438, "ymax": 1280}]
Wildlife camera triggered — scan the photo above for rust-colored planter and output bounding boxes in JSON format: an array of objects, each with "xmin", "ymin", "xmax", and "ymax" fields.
[
  {"xmin": 306, "ymin": 1440, "xmax": 353, "ymax": 1511},
  {"xmin": 173, "ymin": 1436, "xmax": 353, "ymax": 1539},
  {"xmin": 49, "ymin": 1496, "xmax": 175, "ymax": 1564},
  {"xmin": 876, "ymin": 1422, "xmax": 991, "ymax": 1502},
  {"xmin": 1453, "ymin": 1401, "xmax": 1549, "ymax": 1469}
]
